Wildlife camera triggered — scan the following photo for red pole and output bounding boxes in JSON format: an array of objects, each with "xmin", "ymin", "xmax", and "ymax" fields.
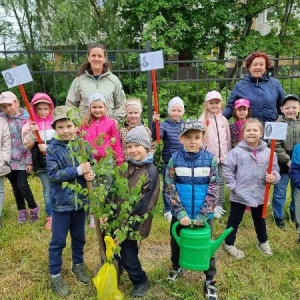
[
  {"xmin": 151, "ymin": 69, "xmax": 160, "ymax": 143},
  {"xmin": 18, "ymin": 84, "xmax": 45, "ymax": 155},
  {"xmin": 262, "ymin": 139, "xmax": 276, "ymax": 218}
]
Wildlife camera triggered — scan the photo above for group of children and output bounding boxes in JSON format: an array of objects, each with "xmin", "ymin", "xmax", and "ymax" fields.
[{"xmin": 0, "ymin": 88, "xmax": 300, "ymax": 300}]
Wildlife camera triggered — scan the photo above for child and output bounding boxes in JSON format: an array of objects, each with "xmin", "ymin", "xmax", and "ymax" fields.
[
  {"xmin": 199, "ymin": 91, "xmax": 231, "ymax": 218},
  {"xmin": 0, "ymin": 116, "xmax": 11, "ymax": 228},
  {"xmin": 152, "ymin": 96, "xmax": 185, "ymax": 222},
  {"xmin": 223, "ymin": 118, "xmax": 280, "ymax": 259},
  {"xmin": 119, "ymin": 98, "xmax": 155, "ymax": 161},
  {"xmin": 272, "ymin": 94, "xmax": 300, "ymax": 229},
  {"xmin": 290, "ymin": 142, "xmax": 300, "ymax": 242},
  {"xmin": 22, "ymin": 93, "xmax": 56, "ymax": 231},
  {"xmin": 102, "ymin": 125, "xmax": 159, "ymax": 298},
  {"xmin": 47, "ymin": 105, "xmax": 95, "ymax": 297},
  {"xmin": 165, "ymin": 119, "xmax": 219, "ymax": 300},
  {"xmin": 81, "ymin": 93, "xmax": 124, "ymax": 228},
  {"xmin": 0, "ymin": 91, "xmax": 39, "ymax": 224},
  {"xmin": 229, "ymin": 98, "xmax": 252, "ymax": 148}
]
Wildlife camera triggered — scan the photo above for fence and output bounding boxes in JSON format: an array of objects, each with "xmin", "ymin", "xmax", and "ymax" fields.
[{"xmin": 1, "ymin": 42, "xmax": 300, "ymax": 124}]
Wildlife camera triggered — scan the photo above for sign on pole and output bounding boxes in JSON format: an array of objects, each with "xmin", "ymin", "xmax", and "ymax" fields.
[
  {"xmin": 140, "ymin": 50, "xmax": 164, "ymax": 72},
  {"xmin": 2, "ymin": 64, "xmax": 33, "ymax": 88}
]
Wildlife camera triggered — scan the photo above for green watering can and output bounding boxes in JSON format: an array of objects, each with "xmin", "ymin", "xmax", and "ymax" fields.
[{"xmin": 172, "ymin": 221, "xmax": 233, "ymax": 271}]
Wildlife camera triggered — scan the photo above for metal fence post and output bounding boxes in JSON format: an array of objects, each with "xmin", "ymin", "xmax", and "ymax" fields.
[{"xmin": 145, "ymin": 41, "xmax": 152, "ymax": 127}]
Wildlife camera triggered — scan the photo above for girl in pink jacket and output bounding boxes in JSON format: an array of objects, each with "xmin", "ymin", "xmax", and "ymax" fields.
[
  {"xmin": 81, "ymin": 93, "xmax": 124, "ymax": 227},
  {"xmin": 199, "ymin": 91, "xmax": 231, "ymax": 218}
]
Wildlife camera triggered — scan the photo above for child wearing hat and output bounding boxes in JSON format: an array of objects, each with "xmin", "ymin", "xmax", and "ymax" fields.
[
  {"xmin": 0, "ymin": 91, "xmax": 39, "ymax": 224},
  {"xmin": 120, "ymin": 98, "xmax": 155, "ymax": 161},
  {"xmin": 199, "ymin": 91, "xmax": 231, "ymax": 219},
  {"xmin": 81, "ymin": 92, "xmax": 124, "ymax": 227},
  {"xmin": 230, "ymin": 98, "xmax": 252, "ymax": 148},
  {"xmin": 22, "ymin": 93, "xmax": 56, "ymax": 231},
  {"xmin": 272, "ymin": 94, "xmax": 300, "ymax": 229},
  {"xmin": 101, "ymin": 125, "xmax": 160, "ymax": 298},
  {"xmin": 47, "ymin": 105, "xmax": 95, "ymax": 297},
  {"xmin": 152, "ymin": 96, "xmax": 185, "ymax": 222},
  {"xmin": 165, "ymin": 119, "xmax": 219, "ymax": 300}
]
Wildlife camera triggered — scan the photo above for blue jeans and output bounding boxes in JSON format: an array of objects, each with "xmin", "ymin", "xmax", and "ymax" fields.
[
  {"xmin": 38, "ymin": 171, "xmax": 52, "ymax": 216},
  {"xmin": 162, "ymin": 163, "xmax": 171, "ymax": 213},
  {"xmin": 49, "ymin": 209, "xmax": 86, "ymax": 275},
  {"xmin": 272, "ymin": 174, "xmax": 295, "ymax": 219},
  {"xmin": 0, "ymin": 176, "xmax": 4, "ymax": 215}
]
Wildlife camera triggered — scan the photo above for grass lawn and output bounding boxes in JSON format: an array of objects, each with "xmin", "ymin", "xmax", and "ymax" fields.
[{"xmin": 0, "ymin": 176, "xmax": 300, "ymax": 300}]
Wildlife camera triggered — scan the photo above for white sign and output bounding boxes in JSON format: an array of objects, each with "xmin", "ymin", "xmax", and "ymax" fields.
[
  {"xmin": 264, "ymin": 122, "xmax": 288, "ymax": 140},
  {"xmin": 140, "ymin": 50, "xmax": 164, "ymax": 72},
  {"xmin": 2, "ymin": 64, "xmax": 33, "ymax": 88}
]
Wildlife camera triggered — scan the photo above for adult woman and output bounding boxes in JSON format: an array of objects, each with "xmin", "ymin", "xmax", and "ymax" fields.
[
  {"xmin": 65, "ymin": 44, "xmax": 126, "ymax": 123},
  {"xmin": 223, "ymin": 52, "xmax": 285, "ymax": 122}
]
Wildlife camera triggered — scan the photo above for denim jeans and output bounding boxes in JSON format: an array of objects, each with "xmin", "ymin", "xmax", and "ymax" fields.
[
  {"xmin": 170, "ymin": 217, "xmax": 216, "ymax": 281},
  {"xmin": 6, "ymin": 170, "xmax": 37, "ymax": 210},
  {"xmin": 49, "ymin": 209, "xmax": 86, "ymax": 275},
  {"xmin": 225, "ymin": 202, "xmax": 268, "ymax": 245},
  {"xmin": 0, "ymin": 176, "xmax": 4, "ymax": 215},
  {"xmin": 120, "ymin": 239, "xmax": 148, "ymax": 285},
  {"xmin": 162, "ymin": 163, "xmax": 171, "ymax": 213},
  {"xmin": 38, "ymin": 171, "xmax": 52, "ymax": 216},
  {"xmin": 272, "ymin": 173, "xmax": 295, "ymax": 219}
]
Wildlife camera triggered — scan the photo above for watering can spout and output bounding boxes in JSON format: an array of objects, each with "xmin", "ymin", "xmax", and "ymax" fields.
[{"xmin": 210, "ymin": 227, "xmax": 233, "ymax": 257}]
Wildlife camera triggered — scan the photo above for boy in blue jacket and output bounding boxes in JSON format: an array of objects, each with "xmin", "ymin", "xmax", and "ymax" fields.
[
  {"xmin": 46, "ymin": 106, "xmax": 94, "ymax": 297},
  {"xmin": 165, "ymin": 119, "xmax": 219, "ymax": 300}
]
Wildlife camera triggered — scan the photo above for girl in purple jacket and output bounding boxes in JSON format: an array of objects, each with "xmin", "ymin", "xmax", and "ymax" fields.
[{"xmin": 223, "ymin": 118, "xmax": 280, "ymax": 259}]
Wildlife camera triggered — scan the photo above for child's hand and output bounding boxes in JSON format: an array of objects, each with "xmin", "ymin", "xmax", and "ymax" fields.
[
  {"xmin": 99, "ymin": 215, "xmax": 108, "ymax": 226},
  {"xmin": 38, "ymin": 143, "xmax": 47, "ymax": 153},
  {"xmin": 153, "ymin": 112, "xmax": 160, "ymax": 122},
  {"xmin": 30, "ymin": 121, "xmax": 38, "ymax": 132},
  {"xmin": 180, "ymin": 216, "xmax": 191, "ymax": 226},
  {"xmin": 80, "ymin": 162, "xmax": 91, "ymax": 174},
  {"xmin": 266, "ymin": 173, "xmax": 276, "ymax": 183},
  {"xmin": 26, "ymin": 164, "xmax": 33, "ymax": 173},
  {"xmin": 84, "ymin": 170, "xmax": 95, "ymax": 181},
  {"xmin": 287, "ymin": 161, "xmax": 291, "ymax": 169}
]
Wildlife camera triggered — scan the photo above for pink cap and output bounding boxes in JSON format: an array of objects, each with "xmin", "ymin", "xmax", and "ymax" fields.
[
  {"xmin": 205, "ymin": 91, "xmax": 222, "ymax": 102},
  {"xmin": 234, "ymin": 98, "xmax": 250, "ymax": 109},
  {"xmin": 0, "ymin": 91, "xmax": 17, "ymax": 104}
]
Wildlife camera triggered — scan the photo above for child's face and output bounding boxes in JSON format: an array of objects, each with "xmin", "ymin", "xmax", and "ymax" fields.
[
  {"xmin": 205, "ymin": 99, "xmax": 221, "ymax": 115},
  {"xmin": 280, "ymin": 100, "xmax": 300, "ymax": 120},
  {"xmin": 179, "ymin": 129, "xmax": 204, "ymax": 153},
  {"xmin": 54, "ymin": 119, "xmax": 77, "ymax": 141},
  {"xmin": 126, "ymin": 107, "xmax": 141, "ymax": 126},
  {"xmin": 235, "ymin": 106, "xmax": 249, "ymax": 121},
  {"xmin": 243, "ymin": 123, "xmax": 262, "ymax": 148},
  {"xmin": 90, "ymin": 100, "xmax": 106, "ymax": 119},
  {"xmin": 0, "ymin": 100, "xmax": 19, "ymax": 115},
  {"xmin": 169, "ymin": 104, "xmax": 183, "ymax": 122},
  {"xmin": 126, "ymin": 142, "xmax": 148, "ymax": 161},
  {"xmin": 35, "ymin": 103, "xmax": 51, "ymax": 119}
]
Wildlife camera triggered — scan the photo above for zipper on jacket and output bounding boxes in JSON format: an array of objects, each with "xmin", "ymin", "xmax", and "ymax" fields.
[
  {"xmin": 214, "ymin": 115, "xmax": 221, "ymax": 160},
  {"xmin": 191, "ymin": 153, "xmax": 195, "ymax": 218}
]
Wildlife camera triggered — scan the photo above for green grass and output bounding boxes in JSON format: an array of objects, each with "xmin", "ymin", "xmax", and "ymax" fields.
[{"xmin": 1, "ymin": 177, "xmax": 300, "ymax": 299}]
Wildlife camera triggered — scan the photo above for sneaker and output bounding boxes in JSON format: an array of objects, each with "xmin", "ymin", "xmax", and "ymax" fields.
[
  {"xmin": 214, "ymin": 206, "xmax": 225, "ymax": 219},
  {"xmin": 89, "ymin": 214, "xmax": 95, "ymax": 228},
  {"xmin": 131, "ymin": 280, "xmax": 150, "ymax": 297},
  {"xmin": 29, "ymin": 205, "xmax": 39, "ymax": 223},
  {"xmin": 17, "ymin": 209, "xmax": 27, "ymax": 224},
  {"xmin": 164, "ymin": 211, "xmax": 172, "ymax": 222},
  {"xmin": 224, "ymin": 244, "xmax": 245, "ymax": 259},
  {"xmin": 45, "ymin": 216, "xmax": 52, "ymax": 231},
  {"xmin": 71, "ymin": 263, "xmax": 90, "ymax": 285},
  {"xmin": 257, "ymin": 240, "xmax": 273, "ymax": 256},
  {"xmin": 49, "ymin": 274, "xmax": 69, "ymax": 297},
  {"xmin": 166, "ymin": 267, "xmax": 185, "ymax": 282},
  {"xmin": 203, "ymin": 280, "xmax": 218, "ymax": 300},
  {"xmin": 274, "ymin": 217, "xmax": 285, "ymax": 230}
]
